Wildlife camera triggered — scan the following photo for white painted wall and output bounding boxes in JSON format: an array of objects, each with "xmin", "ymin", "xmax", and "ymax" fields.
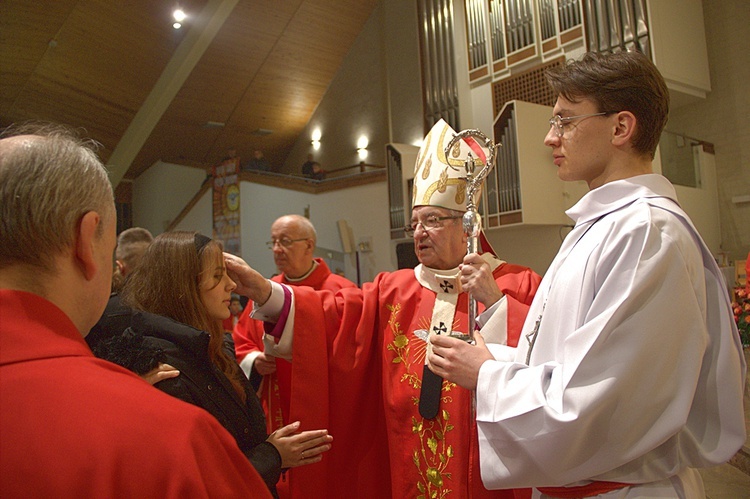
[
  {"xmin": 484, "ymin": 225, "xmax": 571, "ymax": 276},
  {"xmin": 134, "ymin": 159, "xmax": 393, "ymax": 283},
  {"xmin": 172, "ymin": 189, "xmax": 213, "ymax": 238},
  {"xmin": 132, "ymin": 160, "xmax": 209, "ymax": 236},
  {"xmin": 673, "ymin": 148, "xmax": 721, "ymax": 255}
]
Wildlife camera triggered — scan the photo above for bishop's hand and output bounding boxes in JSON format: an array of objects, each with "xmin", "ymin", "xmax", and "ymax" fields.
[
  {"xmin": 459, "ymin": 253, "xmax": 503, "ymax": 308},
  {"xmin": 223, "ymin": 252, "xmax": 272, "ymax": 305}
]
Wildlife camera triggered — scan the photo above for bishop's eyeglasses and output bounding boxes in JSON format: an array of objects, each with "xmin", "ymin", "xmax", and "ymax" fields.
[
  {"xmin": 404, "ymin": 215, "xmax": 463, "ymax": 237},
  {"xmin": 548, "ymin": 111, "xmax": 615, "ymax": 137},
  {"xmin": 266, "ymin": 237, "xmax": 307, "ymax": 249}
]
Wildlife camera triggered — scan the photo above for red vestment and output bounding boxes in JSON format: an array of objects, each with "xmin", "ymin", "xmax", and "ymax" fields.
[
  {"xmin": 0, "ymin": 289, "xmax": 271, "ymax": 498},
  {"xmin": 280, "ymin": 262, "xmax": 540, "ymax": 498},
  {"xmin": 234, "ymin": 258, "xmax": 357, "ymax": 433},
  {"xmin": 222, "ymin": 313, "xmax": 239, "ymax": 333}
]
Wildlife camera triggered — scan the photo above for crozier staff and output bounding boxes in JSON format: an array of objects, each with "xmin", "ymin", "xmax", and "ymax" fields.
[{"xmin": 444, "ymin": 128, "xmax": 499, "ymax": 341}]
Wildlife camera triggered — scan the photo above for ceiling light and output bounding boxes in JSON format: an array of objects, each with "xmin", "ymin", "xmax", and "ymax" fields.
[
  {"xmin": 173, "ymin": 22, "xmax": 182, "ymax": 29},
  {"xmin": 173, "ymin": 9, "xmax": 187, "ymax": 22},
  {"xmin": 251, "ymin": 129, "xmax": 274, "ymax": 136}
]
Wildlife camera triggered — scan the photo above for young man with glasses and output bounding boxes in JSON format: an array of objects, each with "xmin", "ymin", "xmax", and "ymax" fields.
[
  {"xmin": 232, "ymin": 214, "xmax": 356, "ymax": 496},
  {"xmin": 224, "ymin": 119, "xmax": 540, "ymax": 499},
  {"xmin": 429, "ymin": 51, "xmax": 746, "ymax": 497}
]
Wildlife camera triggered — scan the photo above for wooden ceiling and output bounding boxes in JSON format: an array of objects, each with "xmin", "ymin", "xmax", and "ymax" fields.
[{"xmin": 0, "ymin": 0, "xmax": 379, "ymax": 185}]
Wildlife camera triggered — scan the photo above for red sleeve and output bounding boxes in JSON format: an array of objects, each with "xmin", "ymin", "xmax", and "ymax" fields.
[
  {"xmin": 168, "ymin": 412, "xmax": 274, "ymax": 498},
  {"xmin": 221, "ymin": 316, "xmax": 233, "ymax": 333},
  {"xmin": 494, "ymin": 264, "xmax": 542, "ymax": 347}
]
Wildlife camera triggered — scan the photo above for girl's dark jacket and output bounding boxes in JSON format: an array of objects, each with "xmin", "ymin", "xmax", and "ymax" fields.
[{"xmin": 93, "ymin": 311, "xmax": 281, "ymax": 496}]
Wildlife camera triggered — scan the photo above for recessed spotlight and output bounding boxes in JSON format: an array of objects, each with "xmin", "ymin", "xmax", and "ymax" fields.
[
  {"xmin": 173, "ymin": 9, "xmax": 187, "ymax": 22},
  {"xmin": 173, "ymin": 22, "xmax": 182, "ymax": 29}
]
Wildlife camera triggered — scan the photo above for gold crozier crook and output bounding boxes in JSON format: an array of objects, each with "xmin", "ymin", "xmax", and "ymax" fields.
[{"xmin": 443, "ymin": 129, "xmax": 500, "ymax": 342}]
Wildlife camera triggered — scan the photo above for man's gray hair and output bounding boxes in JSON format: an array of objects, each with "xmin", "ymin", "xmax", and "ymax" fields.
[{"xmin": 0, "ymin": 123, "xmax": 114, "ymax": 271}]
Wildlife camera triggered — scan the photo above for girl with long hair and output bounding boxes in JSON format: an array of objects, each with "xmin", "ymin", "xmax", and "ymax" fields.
[{"xmin": 101, "ymin": 231, "xmax": 331, "ymax": 497}]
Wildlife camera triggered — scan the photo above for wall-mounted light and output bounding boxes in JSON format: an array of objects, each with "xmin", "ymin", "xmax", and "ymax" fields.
[
  {"xmin": 173, "ymin": 8, "xmax": 186, "ymax": 29},
  {"xmin": 357, "ymin": 135, "xmax": 369, "ymax": 161},
  {"xmin": 311, "ymin": 129, "xmax": 322, "ymax": 151}
]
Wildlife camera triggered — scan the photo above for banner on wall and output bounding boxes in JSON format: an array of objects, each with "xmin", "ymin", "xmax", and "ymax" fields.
[{"xmin": 211, "ymin": 156, "xmax": 241, "ymax": 255}]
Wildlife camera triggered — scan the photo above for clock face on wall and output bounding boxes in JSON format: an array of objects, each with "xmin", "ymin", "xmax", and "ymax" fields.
[{"xmin": 225, "ymin": 184, "xmax": 240, "ymax": 212}]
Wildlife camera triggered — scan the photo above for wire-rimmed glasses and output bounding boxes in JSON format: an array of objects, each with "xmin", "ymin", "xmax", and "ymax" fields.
[
  {"xmin": 265, "ymin": 237, "xmax": 307, "ymax": 249},
  {"xmin": 403, "ymin": 215, "xmax": 463, "ymax": 237},
  {"xmin": 548, "ymin": 112, "xmax": 615, "ymax": 137}
]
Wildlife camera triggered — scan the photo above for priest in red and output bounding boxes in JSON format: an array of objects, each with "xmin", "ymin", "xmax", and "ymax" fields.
[
  {"xmin": 233, "ymin": 214, "xmax": 357, "ymax": 435},
  {"xmin": 233, "ymin": 215, "xmax": 356, "ymax": 497},
  {"xmin": 226, "ymin": 120, "xmax": 540, "ymax": 499},
  {"xmin": 0, "ymin": 125, "xmax": 271, "ymax": 498}
]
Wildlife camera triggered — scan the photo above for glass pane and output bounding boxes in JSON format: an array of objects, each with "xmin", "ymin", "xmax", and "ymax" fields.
[{"xmin": 659, "ymin": 130, "xmax": 701, "ymax": 188}]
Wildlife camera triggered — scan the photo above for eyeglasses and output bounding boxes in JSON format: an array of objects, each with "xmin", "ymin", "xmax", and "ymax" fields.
[
  {"xmin": 404, "ymin": 215, "xmax": 462, "ymax": 237},
  {"xmin": 548, "ymin": 112, "xmax": 615, "ymax": 137},
  {"xmin": 266, "ymin": 237, "xmax": 307, "ymax": 249}
]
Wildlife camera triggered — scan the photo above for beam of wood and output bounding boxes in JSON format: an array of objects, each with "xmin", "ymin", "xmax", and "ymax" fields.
[{"xmin": 106, "ymin": 0, "xmax": 239, "ymax": 187}]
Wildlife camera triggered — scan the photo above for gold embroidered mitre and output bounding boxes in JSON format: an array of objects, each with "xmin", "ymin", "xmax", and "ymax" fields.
[{"xmin": 412, "ymin": 119, "xmax": 489, "ymax": 212}]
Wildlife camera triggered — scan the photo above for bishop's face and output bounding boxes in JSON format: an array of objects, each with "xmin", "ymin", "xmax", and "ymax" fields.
[{"xmin": 411, "ymin": 206, "xmax": 467, "ymax": 270}]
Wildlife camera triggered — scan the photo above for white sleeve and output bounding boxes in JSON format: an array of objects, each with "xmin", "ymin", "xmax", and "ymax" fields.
[
  {"xmin": 477, "ymin": 295, "xmax": 508, "ymax": 345},
  {"xmin": 249, "ymin": 281, "xmax": 295, "ymax": 361},
  {"xmin": 250, "ymin": 281, "xmax": 286, "ymax": 321},
  {"xmin": 238, "ymin": 350, "xmax": 261, "ymax": 379}
]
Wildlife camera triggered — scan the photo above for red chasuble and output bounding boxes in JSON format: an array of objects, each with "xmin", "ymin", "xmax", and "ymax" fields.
[
  {"xmin": 0, "ymin": 290, "xmax": 271, "ymax": 498},
  {"xmin": 234, "ymin": 258, "xmax": 356, "ymax": 433},
  {"xmin": 285, "ymin": 263, "xmax": 540, "ymax": 499}
]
